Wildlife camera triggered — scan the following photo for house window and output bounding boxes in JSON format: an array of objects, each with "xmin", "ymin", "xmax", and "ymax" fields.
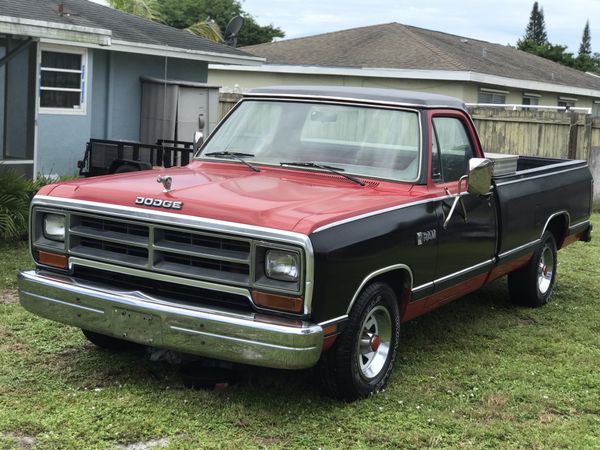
[
  {"xmin": 558, "ymin": 96, "xmax": 577, "ymax": 109},
  {"xmin": 522, "ymin": 93, "xmax": 540, "ymax": 106},
  {"xmin": 39, "ymin": 48, "xmax": 86, "ymax": 112},
  {"xmin": 593, "ymin": 101, "xmax": 600, "ymax": 117},
  {"xmin": 478, "ymin": 89, "xmax": 507, "ymax": 104}
]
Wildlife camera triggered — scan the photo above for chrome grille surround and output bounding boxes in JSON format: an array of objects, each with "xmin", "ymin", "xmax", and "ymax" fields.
[{"xmin": 30, "ymin": 196, "xmax": 314, "ymax": 315}]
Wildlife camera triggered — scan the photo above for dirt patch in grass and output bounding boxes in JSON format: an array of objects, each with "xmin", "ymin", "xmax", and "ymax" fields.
[
  {"xmin": 0, "ymin": 289, "xmax": 18, "ymax": 304},
  {"xmin": 116, "ymin": 437, "xmax": 171, "ymax": 450},
  {"xmin": 1, "ymin": 433, "xmax": 36, "ymax": 450}
]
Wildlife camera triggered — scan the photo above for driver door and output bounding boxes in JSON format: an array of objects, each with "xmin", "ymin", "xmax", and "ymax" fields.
[{"xmin": 429, "ymin": 113, "xmax": 497, "ymax": 306}]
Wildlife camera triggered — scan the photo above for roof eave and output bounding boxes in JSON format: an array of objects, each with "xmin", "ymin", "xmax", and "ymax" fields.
[
  {"xmin": 0, "ymin": 15, "xmax": 111, "ymax": 46},
  {"xmin": 209, "ymin": 63, "xmax": 600, "ymax": 97},
  {"xmin": 0, "ymin": 15, "xmax": 264, "ymax": 66}
]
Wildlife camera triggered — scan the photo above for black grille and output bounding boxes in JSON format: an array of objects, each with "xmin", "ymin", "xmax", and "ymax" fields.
[
  {"xmin": 74, "ymin": 266, "xmax": 253, "ymax": 312},
  {"xmin": 163, "ymin": 229, "xmax": 250, "ymax": 253}
]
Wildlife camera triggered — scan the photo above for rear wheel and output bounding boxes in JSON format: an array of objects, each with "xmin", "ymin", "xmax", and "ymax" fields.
[
  {"xmin": 320, "ymin": 282, "xmax": 400, "ymax": 401},
  {"xmin": 82, "ymin": 329, "xmax": 131, "ymax": 350},
  {"xmin": 508, "ymin": 231, "xmax": 557, "ymax": 307}
]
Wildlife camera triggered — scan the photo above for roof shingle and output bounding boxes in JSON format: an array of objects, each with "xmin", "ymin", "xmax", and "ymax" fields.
[
  {"xmin": 243, "ymin": 22, "xmax": 600, "ymax": 91},
  {"xmin": 0, "ymin": 0, "xmax": 253, "ymax": 58}
]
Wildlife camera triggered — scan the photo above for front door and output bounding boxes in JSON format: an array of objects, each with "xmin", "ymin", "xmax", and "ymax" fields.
[{"xmin": 429, "ymin": 114, "xmax": 496, "ymax": 306}]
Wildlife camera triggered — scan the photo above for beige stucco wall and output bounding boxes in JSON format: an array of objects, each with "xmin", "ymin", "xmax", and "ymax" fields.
[
  {"xmin": 208, "ymin": 69, "xmax": 470, "ymax": 98},
  {"xmin": 208, "ymin": 68, "xmax": 600, "ymax": 112}
]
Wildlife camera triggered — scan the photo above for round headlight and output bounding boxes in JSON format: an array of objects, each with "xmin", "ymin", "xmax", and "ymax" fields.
[
  {"xmin": 265, "ymin": 250, "xmax": 299, "ymax": 282},
  {"xmin": 43, "ymin": 214, "xmax": 65, "ymax": 241}
]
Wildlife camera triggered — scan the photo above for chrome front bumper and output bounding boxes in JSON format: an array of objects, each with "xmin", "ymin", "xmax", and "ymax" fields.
[{"xmin": 18, "ymin": 270, "xmax": 323, "ymax": 369}]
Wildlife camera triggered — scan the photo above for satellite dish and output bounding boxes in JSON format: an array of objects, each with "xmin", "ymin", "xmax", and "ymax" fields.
[{"xmin": 224, "ymin": 15, "xmax": 244, "ymax": 47}]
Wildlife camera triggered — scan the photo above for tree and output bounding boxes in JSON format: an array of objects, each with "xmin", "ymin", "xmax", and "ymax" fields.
[
  {"xmin": 157, "ymin": 0, "xmax": 284, "ymax": 46},
  {"xmin": 579, "ymin": 21, "xmax": 592, "ymax": 56},
  {"xmin": 520, "ymin": 1, "xmax": 548, "ymax": 46},
  {"xmin": 107, "ymin": 0, "xmax": 163, "ymax": 22}
]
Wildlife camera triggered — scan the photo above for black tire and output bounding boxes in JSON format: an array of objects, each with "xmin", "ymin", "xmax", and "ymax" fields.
[
  {"xmin": 82, "ymin": 329, "xmax": 131, "ymax": 350},
  {"xmin": 320, "ymin": 281, "xmax": 400, "ymax": 401},
  {"xmin": 113, "ymin": 163, "xmax": 140, "ymax": 174},
  {"xmin": 508, "ymin": 231, "xmax": 558, "ymax": 307}
]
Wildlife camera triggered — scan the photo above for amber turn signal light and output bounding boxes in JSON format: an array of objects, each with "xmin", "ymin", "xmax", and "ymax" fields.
[
  {"xmin": 37, "ymin": 250, "xmax": 68, "ymax": 269},
  {"xmin": 252, "ymin": 291, "xmax": 303, "ymax": 314}
]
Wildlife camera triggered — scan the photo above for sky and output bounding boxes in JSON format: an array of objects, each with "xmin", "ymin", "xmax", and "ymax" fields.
[
  {"xmin": 90, "ymin": 0, "xmax": 600, "ymax": 53},
  {"xmin": 238, "ymin": 0, "xmax": 600, "ymax": 53}
]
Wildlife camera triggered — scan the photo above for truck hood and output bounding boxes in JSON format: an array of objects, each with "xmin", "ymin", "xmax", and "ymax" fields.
[{"xmin": 44, "ymin": 161, "xmax": 427, "ymax": 235}]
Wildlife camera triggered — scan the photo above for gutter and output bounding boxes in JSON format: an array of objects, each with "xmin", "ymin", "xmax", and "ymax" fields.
[
  {"xmin": 209, "ymin": 63, "xmax": 600, "ymax": 98},
  {"xmin": 0, "ymin": 15, "xmax": 111, "ymax": 46},
  {"xmin": 0, "ymin": 15, "xmax": 264, "ymax": 66}
]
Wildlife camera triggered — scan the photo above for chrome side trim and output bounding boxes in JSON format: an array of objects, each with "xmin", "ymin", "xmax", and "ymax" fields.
[
  {"xmin": 497, "ymin": 240, "xmax": 540, "ymax": 260},
  {"xmin": 318, "ymin": 315, "xmax": 348, "ymax": 328},
  {"xmin": 434, "ymin": 259, "xmax": 493, "ymax": 285},
  {"xmin": 568, "ymin": 219, "xmax": 590, "ymax": 233},
  {"xmin": 411, "ymin": 281, "xmax": 434, "ymax": 294},
  {"xmin": 346, "ymin": 264, "xmax": 413, "ymax": 314},
  {"xmin": 69, "ymin": 257, "xmax": 254, "ymax": 301},
  {"xmin": 494, "ymin": 166, "xmax": 585, "ymax": 187},
  {"xmin": 32, "ymin": 196, "xmax": 315, "ymax": 315},
  {"xmin": 412, "ymin": 259, "xmax": 494, "ymax": 294},
  {"xmin": 313, "ymin": 194, "xmax": 454, "ymax": 233},
  {"xmin": 541, "ymin": 210, "xmax": 571, "ymax": 239}
]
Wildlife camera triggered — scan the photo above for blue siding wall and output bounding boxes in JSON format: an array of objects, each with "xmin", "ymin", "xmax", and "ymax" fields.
[
  {"xmin": 91, "ymin": 50, "xmax": 208, "ymax": 141},
  {"xmin": 36, "ymin": 50, "xmax": 94, "ymax": 176},
  {"xmin": 37, "ymin": 48, "xmax": 208, "ymax": 176}
]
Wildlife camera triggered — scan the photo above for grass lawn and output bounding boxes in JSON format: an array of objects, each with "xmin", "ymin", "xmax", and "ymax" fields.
[{"xmin": 1, "ymin": 215, "xmax": 598, "ymax": 449}]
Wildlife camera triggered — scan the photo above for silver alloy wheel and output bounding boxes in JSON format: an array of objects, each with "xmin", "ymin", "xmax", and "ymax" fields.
[
  {"xmin": 356, "ymin": 302, "xmax": 392, "ymax": 380},
  {"xmin": 537, "ymin": 244, "xmax": 555, "ymax": 294}
]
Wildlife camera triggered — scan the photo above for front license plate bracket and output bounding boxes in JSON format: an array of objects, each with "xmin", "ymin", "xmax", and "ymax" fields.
[{"xmin": 112, "ymin": 308, "xmax": 161, "ymax": 345}]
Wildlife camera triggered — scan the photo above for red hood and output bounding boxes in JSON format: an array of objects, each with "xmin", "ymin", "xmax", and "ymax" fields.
[{"xmin": 43, "ymin": 161, "xmax": 430, "ymax": 234}]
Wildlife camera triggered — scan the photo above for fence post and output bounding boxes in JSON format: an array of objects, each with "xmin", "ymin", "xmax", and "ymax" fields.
[
  {"xmin": 567, "ymin": 112, "xmax": 579, "ymax": 160},
  {"xmin": 584, "ymin": 115, "xmax": 593, "ymax": 162}
]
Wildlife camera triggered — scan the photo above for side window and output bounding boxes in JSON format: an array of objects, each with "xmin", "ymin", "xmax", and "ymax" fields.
[{"xmin": 431, "ymin": 117, "xmax": 475, "ymax": 183}]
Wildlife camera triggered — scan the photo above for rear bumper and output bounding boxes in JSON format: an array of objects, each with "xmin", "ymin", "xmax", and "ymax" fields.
[{"xmin": 18, "ymin": 270, "xmax": 323, "ymax": 369}]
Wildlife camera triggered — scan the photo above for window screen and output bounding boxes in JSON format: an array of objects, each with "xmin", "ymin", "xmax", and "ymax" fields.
[
  {"xmin": 478, "ymin": 91, "xmax": 506, "ymax": 104},
  {"xmin": 40, "ymin": 50, "xmax": 84, "ymax": 110}
]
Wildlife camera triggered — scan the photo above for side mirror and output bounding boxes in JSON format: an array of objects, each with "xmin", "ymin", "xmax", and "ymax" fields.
[
  {"xmin": 467, "ymin": 158, "xmax": 493, "ymax": 196},
  {"xmin": 193, "ymin": 130, "xmax": 204, "ymax": 153},
  {"xmin": 198, "ymin": 114, "xmax": 205, "ymax": 130}
]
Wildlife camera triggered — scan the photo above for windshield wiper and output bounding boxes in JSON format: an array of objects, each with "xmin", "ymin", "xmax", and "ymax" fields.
[
  {"xmin": 280, "ymin": 161, "xmax": 365, "ymax": 186},
  {"xmin": 204, "ymin": 151, "xmax": 261, "ymax": 172}
]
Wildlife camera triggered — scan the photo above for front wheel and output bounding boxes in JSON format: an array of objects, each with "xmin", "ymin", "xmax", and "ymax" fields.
[
  {"xmin": 82, "ymin": 329, "xmax": 132, "ymax": 350},
  {"xmin": 320, "ymin": 282, "xmax": 400, "ymax": 401},
  {"xmin": 508, "ymin": 231, "xmax": 558, "ymax": 307}
]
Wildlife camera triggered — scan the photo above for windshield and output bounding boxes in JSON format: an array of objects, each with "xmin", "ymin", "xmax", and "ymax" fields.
[{"xmin": 197, "ymin": 100, "xmax": 421, "ymax": 182}]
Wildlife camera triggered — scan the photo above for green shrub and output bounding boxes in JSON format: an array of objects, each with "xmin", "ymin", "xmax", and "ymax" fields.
[{"xmin": 0, "ymin": 171, "xmax": 62, "ymax": 241}]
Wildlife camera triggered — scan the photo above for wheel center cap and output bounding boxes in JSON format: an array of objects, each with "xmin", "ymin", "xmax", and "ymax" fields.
[
  {"xmin": 370, "ymin": 335, "xmax": 380, "ymax": 352},
  {"xmin": 543, "ymin": 265, "xmax": 548, "ymax": 276}
]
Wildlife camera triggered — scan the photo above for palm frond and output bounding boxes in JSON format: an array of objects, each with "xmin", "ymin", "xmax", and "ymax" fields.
[{"xmin": 185, "ymin": 20, "xmax": 223, "ymax": 43}]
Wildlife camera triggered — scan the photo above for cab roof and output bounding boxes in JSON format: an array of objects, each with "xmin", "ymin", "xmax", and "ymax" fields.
[{"xmin": 246, "ymin": 85, "xmax": 467, "ymax": 110}]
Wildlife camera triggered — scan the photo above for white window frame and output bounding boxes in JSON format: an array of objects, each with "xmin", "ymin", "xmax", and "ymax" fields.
[
  {"xmin": 593, "ymin": 101, "xmax": 600, "ymax": 117},
  {"xmin": 558, "ymin": 96, "xmax": 577, "ymax": 109},
  {"xmin": 38, "ymin": 44, "xmax": 87, "ymax": 115},
  {"xmin": 522, "ymin": 92, "xmax": 541, "ymax": 106},
  {"xmin": 478, "ymin": 88, "xmax": 508, "ymax": 104}
]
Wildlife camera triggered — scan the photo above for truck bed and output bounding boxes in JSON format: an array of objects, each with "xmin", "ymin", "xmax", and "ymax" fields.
[{"xmin": 492, "ymin": 156, "xmax": 592, "ymax": 258}]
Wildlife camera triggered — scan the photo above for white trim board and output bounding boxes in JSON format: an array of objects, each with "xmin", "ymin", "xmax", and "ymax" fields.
[{"xmin": 209, "ymin": 64, "xmax": 600, "ymax": 98}]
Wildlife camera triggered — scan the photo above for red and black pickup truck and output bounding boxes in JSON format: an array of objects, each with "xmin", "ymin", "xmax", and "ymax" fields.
[{"xmin": 19, "ymin": 86, "xmax": 593, "ymax": 400}]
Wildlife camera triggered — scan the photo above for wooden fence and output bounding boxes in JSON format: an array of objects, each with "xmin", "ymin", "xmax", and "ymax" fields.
[
  {"xmin": 468, "ymin": 107, "xmax": 599, "ymax": 162},
  {"xmin": 217, "ymin": 94, "xmax": 599, "ymax": 162}
]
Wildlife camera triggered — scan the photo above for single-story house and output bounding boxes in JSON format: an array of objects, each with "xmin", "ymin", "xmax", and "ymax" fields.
[
  {"xmin": 208, "ymin": 22, "xmax": 600, "ymax": 115},
  {"xmin": 0, "ymin": 0, "xmax": 262, "ymax": 177}
]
